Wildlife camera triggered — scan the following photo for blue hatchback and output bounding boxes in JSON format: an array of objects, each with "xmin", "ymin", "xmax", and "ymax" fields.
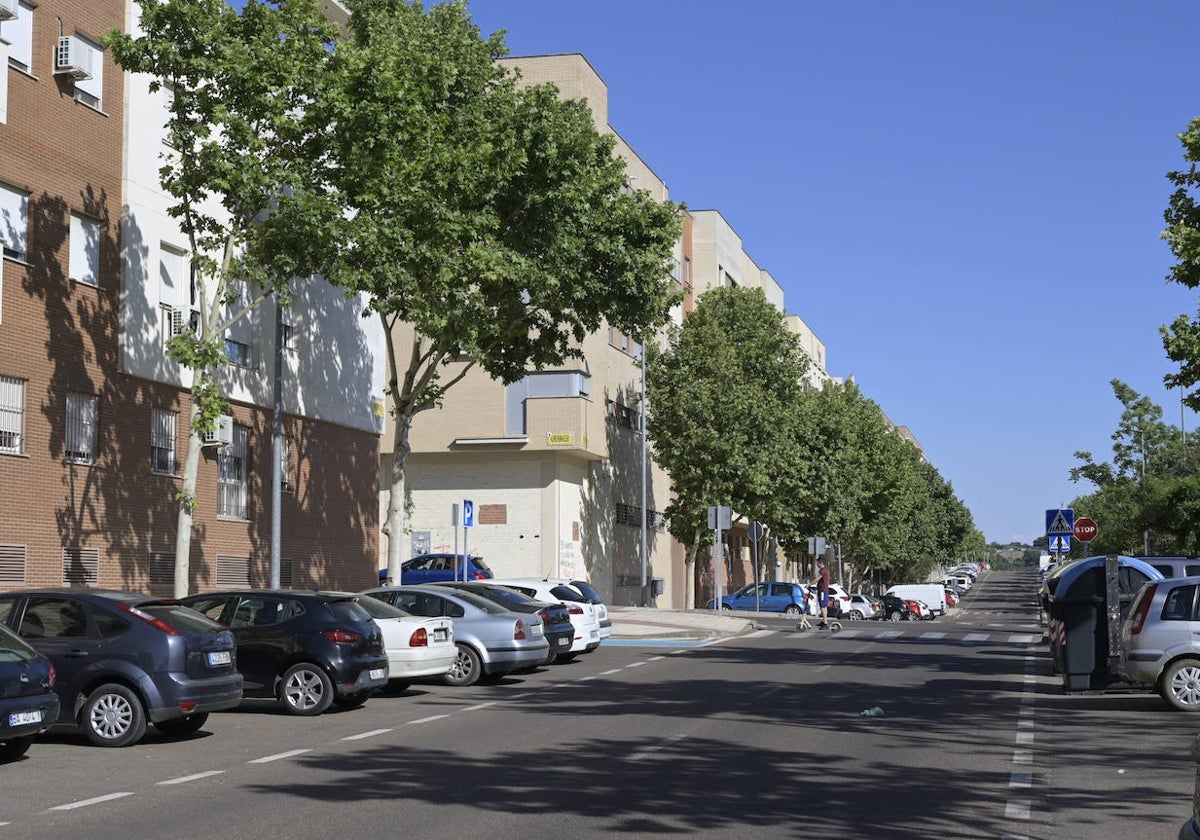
[
  {"xmin": 379, "ymin": 554, "xmax": 494, "ymax": 585},
  {"xmin": 707, "ymin": 582, "xmax": 812, "ymax": 615}
]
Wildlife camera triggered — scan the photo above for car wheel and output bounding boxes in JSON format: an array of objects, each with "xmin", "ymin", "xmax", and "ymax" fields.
[
  {"xmin": 887, "ymin": 610, "xmax": 903, "ymax": 622},
  {"xmin": 0, "ymin": 736, "xmax": 33, "ymax": 762},
  {"xmin": 784, "ymin": 604, "xmax": 800, "ymax": 617},
  {"xmin": 82, "ymin": 683, "xmax": 147, "ymax": 747},
  {"xmin": 278, "ymin": 663, "xmax": 334, "ymax": 716},
  {"xmin": 333, "ymin": 689, "xmax": 373, "ymax": 710},
  {"xmin": 848, "ymin": 610, "xmax": 864, "ymax": 621},
  {"xmin": 1161, "ymin": 658, "xmax": 1200, "ymax": 711},
  {"xmin": 154, "ymin": 713, "xmax": 209, "ymax": 738},
  {"xmin": 720, "ymin": 605, "xmax": 733, "ymax": 612},
  {"xmin": 443, "ymin": 643, "xmax": 483, "ymax": 687}
]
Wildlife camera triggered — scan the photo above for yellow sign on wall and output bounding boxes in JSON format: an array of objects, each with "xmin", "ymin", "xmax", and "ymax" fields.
[{"xmin": 548, "ymin": 433, "xmax": 575, "ymax": 446}]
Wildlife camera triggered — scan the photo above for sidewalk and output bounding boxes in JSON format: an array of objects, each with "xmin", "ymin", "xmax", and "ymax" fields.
[{"xmin": 608, "ymin": 605, "xmax": 763, "ymax": 640}]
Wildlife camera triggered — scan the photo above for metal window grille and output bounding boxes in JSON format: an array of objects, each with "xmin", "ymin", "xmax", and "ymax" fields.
[
  {"xmin": 0, "ymin": 375, "xmax": 24, "ymax": 454},
  {"xmin": 216, "ymin": 555, "xmax": 251, "ymax": 588},
  {"xmin": 280, "ymin": 557, "xmax": 294, "ymax": 588},
  {"xmin": 62, "ymin": 546, "xmax": 100, "ymax": 586},
  {"xmin": 147, "ymin": 552, "xmax": 174, "ymax": 596},
  {"xmin": 65, "ymin": 392, "xmax": 97, "ymax": 464},
  {"xmin": 0, "ymin": 544, "xmax": 27, "ymax": 586},
  {"xmin": 217, "ymin": 425, "xmax": 248, "ymax": 518},
  {"xmin": 151, "ymin": 408, "xmax": 177, "ymax": 474}
]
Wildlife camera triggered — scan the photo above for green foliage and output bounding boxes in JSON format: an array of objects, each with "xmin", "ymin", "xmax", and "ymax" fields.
[
  {"xmin": 1162, "ymin": 117, "xmax": 1200, "ymax": 409},
  {"xmin": 645, "ymin": 285, "xmax": 808, "ymax": 552}
]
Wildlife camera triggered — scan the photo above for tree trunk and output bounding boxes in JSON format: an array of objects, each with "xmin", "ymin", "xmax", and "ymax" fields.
[
  {"xmin": 383, "ymin": 404, "xmax": 414, "ymax": 584},
  {"xmin": 684, "ymin": 536, "xmax": 701, "ymax": 609},
  {"xmin": 173, "ymin": 401, "xmax": 203, "ymax": 598}
]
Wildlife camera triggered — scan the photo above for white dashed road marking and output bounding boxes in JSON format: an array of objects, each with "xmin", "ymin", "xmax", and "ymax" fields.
[
  {"xmin": 249, "ymin": 749, "xmax": 312, "ymax": 764},
  {"xmin": 159, "ymin": 771, "xmax": 225, "ymax": 785},
  {"xmin": 342, "ymin": 729, "xmax": 393, "ymax": 741},
  {"xmin": 51, "ymin": 792, "xmax": 135, "ymax": 811}
]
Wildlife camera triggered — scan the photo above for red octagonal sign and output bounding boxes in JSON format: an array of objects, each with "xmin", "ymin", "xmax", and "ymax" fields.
[{"xmin": 1073, "ymin": 517, "xmax": 1099, "ymax": 542}]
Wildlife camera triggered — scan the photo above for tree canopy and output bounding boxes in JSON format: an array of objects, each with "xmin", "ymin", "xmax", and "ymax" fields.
[{"xmin": 1162, "ymin": 116, "xmax": 1200, "ymax": 409}]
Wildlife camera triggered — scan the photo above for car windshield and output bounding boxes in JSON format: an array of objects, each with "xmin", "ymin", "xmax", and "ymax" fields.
[
  {"xmin": 0, "ymin": 623, "xmax": 36, "ymax": 661},
  {"xmin": 326, "ymin": 599, "xmax": 373, "ymax": 623},
  {"xmin": 570, "ymin": 581, "xmax": 604, "ymax": 603},
  {"xmin": 550, "ymin": 585, "xmax": 584, "ymax": 602},
  {"xmin": 140, "ymin": 603, "xmax": 228, "ymax": 634},
  {"xmin": 466, "ymin": 586, "xmax": 535, "ymax": 609},
  {"xmin": 443, "ymin": 589, "xmax": 510, "ymax": 614}
]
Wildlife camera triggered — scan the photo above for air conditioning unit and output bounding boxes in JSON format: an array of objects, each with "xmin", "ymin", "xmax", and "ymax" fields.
[
  {"xmin": 54, "ymin": 36, "xmax": 93, "ymax": 80},
  {"xmin": 169, "ymin": 307, "xmax": 199, "ymax": 337},
  {"xmin": 0, "ymin": 0, "xmax": 20, "ymax": 23},
  {"xmin": 200, "ymin": 414, "xmax": 234, "ymax": 447}
]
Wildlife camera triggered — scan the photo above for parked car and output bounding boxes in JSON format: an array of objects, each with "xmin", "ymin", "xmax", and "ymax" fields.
[
  {"xmin": 0, "ymin": 622, "xmax": 59, "ymax": 761},
  {"xmin": 431, "ymin": 581, "xmax": 574, "ymax": 663},
  {"xmin": 487, "ymin": 578, "xmax": 602, "ymax": 656},
  {"xmin": 352, "ymin": 593, "xmax": 456, "ymax": 689},
  {"xmin": 877, "ymin": 593, "xmax": 922, "ymax": 621},
  {"xmin": 1118, "ymin": 575, "xmax": 1200, "ymax": 710},
  {"xmin": 379, "ymin": 553, "xmax": 494, "ymax": 585},
  {"xmin": 943, "ymin": 589, "xmax": 957, "ymax": 609},
  {"xmin": 178, "ymin": 590, "xmax": 388, "ymax": 716},
  {"xmin": 805, "ymin": 582, "xmax": 851, "ymax": 617},
  {"xmin": 0, "ymin": 588, "xmax": 242, "ymax": 746},
  {"xmin": 708, "ymin": 582, "xmax": 810, "ymax": 616},
  {"xmin": 844, "ymin": 593, "xmax": 880, "ymax": 620},
  {"xmin": 545, "ymin": 578, "xmax": 612, "ymax": 639},
  {"xmin": 363, "ymin": 586, "xmax": 549, "ymax": 686}
]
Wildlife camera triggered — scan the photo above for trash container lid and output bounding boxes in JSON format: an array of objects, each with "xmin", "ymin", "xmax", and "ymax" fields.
[{"xmin": 1046, "ymin": 555, "xmax": 1163, "ymax": 600}]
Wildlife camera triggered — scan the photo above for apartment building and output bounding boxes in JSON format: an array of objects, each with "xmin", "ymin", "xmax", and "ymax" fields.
[{"xmin": 0, "ymin": 0, "xmax": 384, "ymax": 595}]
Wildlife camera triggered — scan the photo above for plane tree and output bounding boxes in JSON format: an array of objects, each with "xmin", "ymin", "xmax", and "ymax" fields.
[{"xmin": 278, "ymin": 0, "xmax": 683, "ymax": 582}]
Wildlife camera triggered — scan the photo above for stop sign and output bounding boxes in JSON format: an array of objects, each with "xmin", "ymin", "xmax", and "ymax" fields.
[{"xmin": 1073, "ymin": 517, "xmax": 1098, "ymax": 542}]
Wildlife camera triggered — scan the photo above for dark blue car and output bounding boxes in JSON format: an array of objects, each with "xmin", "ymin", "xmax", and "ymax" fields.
[
  {"xmin": 379, "ymin": 553, "xmax": 494, "ymax": 585},
  {"xmin": 706, "ymin": 582, "xmax": 812, "ymax": 616}
]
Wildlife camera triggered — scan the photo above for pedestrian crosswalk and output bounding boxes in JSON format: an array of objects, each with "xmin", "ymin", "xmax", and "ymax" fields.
[{"xmin": 796, "ymin": 627, "xmax": 1041, "ymax": 645}]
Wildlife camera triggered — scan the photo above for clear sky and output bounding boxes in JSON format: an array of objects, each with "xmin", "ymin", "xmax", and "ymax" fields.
[{"xmin": 459, "ymin": 0, "xmax": 1200, "ymax": 545}]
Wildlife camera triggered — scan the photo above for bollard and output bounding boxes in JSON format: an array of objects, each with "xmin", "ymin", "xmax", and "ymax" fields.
[{"xmin": 1180, "ymin": 733, "xmax": 1200, "ymax": 840}]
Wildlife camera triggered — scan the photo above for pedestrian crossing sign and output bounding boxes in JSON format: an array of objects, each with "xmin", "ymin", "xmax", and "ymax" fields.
[
  {"xmin": 1045, "ymin": 508, "xmax": 1074, "ymax": 536},
  {"xmin": 1049, "ymin": 535, "xmax": 1071, "ymax": 552}
]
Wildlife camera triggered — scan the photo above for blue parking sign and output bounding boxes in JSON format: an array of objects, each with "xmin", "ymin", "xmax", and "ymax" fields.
[{"xmin": 462, "ymin": 499, "xmax": 475, "ymax": 528}]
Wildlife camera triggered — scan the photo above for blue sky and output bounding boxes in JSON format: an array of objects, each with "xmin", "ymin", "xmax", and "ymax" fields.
[{"xmin": 459, "ymin": 0, "xmax": 1200, "ymax": 544}]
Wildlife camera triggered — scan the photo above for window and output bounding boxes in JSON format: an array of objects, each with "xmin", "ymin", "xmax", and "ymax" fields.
[
  {"xmin": 71, "ymin": 35, "xmax": 104, "ymax": 111},
  {"xmin": 1162, "ymin": 585, "xmax": 1198, "ymax": 622},
  {"xmin": 0, "ymin": 2, "xmax": 33, "ymax": 72},
  {"xmin": 151, "ymin": 408, "xmax": 177, "ymax": 474},
  {"xmin": 225, "ymin": 338, "xmax": 253, "ymax": 368},
  {"xmin": 69, "ymin": 213, "xmax": 99, "ymax": 286},
  {"xmin": 62, "ymin": 547, "xmax": 99, "ymax": 586},
  {"xmin": 66, "ymin": 392, "xmax": 97, "ymax": 464},
  {"xmin": 279, "ymin": 305, "xmax": 294, "ymax": 351},
  {"xmin": 159, "ymin": 244, "xmax": 186, "ymax": 306},
  {"xmin": 0, "ymin": 374, "xmax": 23, "ymax": 453},
  {"xmin": 504, "ymin": 370, "xmax": 590, "ymax": 435},
  {"xmin": 0, "ymin": 181, "xmax": 28, "ymax": 260},
  {"xmin": 217, "ymin": 424, "xmax": 249, "ymax": 518}
]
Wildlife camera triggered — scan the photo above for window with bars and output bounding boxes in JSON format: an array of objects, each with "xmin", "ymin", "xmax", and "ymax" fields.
[
  {"xmin": 614, "ymin": 503, "xmax": 664, "ymax": 531},
  {"xmin": 66, "ymin": 391, "xmax": 97, "ymax": 464},
  {"xmin": 217, "ymin": 424, "xmax": 249, "ymax": 518},
  {"xmin": 62, "ymin": 546, "xmax": 99, "ymax": 586},
  {"xmin": 0, "ymin": 544, "xmax": 26, "ymax": 586},
  {"xmin": 147, "ymin": 551, "xmax": 174, "ymax": 596},
  {"xmin": 151, "ymin": 408, "xmax": 177, "ymax": 474},
  {"xmin": 0, "ymin": 374, "xmax": 24, "ymax": 454}
]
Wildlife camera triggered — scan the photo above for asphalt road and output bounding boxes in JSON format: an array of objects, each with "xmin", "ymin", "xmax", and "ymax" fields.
[{"xmin": 1, "ymin": 570, "xmax": 1192, "ymax": 839}]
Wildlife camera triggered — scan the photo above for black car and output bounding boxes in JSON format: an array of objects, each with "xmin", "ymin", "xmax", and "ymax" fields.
[
  {"xmin": 178, "ymin": 590, "xmax": 389, "ymax": 715},
  {"xmin": 431, "ymin": 581, "xmax": 575, "ymax": 664},
  {"xmin": 0, "ymin": 589, "xmax": 242, "ymax": 747},
  {"xmin": 877, "ymin": 593, "xmax": 919, "ymax": 621},
  {"xmin": 0, "ymin": 622, "xmax": 59, "ymax": 761}
]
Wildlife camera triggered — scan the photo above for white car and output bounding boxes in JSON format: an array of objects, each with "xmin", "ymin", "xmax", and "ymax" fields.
[
  {"xmin": 544, "ymin": 578, "xmax": 611, "ymax": 639},
  {"xmin": 489, "ymin": 578, "xmax": 603, "ymax": 655},
  {"xmin": 356, "ymin": 592, "xmax": 456, "ymax": 687}
]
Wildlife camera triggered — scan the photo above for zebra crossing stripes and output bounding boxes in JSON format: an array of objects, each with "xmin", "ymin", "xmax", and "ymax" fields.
[{"xmin": 792, "ymin": 627, "xmax": 1042, "ymax": 645}]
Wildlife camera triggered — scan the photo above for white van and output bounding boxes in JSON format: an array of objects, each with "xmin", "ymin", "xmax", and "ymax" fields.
[
  {"xmin": 942, "ymin": 575, "xmax": 971, "ymax": 590},
  {"xmin": 885, "ymin": 583, "xmax": 947, "ymax": 616}
]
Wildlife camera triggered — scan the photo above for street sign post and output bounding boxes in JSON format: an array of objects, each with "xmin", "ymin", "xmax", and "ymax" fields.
[
  {"xmin": 1046, "ymin": 508, "xmax": 1075, "ymax": 566},
  {"xmin": 462, "ymin": 499, "xmax": 474, "ymax": 583}
]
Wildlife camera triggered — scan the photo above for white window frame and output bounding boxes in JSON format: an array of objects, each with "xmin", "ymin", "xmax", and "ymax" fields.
[
  {"xmin": 71, "ymin": 34, "xmax": 103, "ymax": 111},
  {"xmin": 65, "ymin": 391, "xmax": 97, "ymax": 464},
  {"xmin": 69, "ymin": 213, "xmax": 99, "ymax": 287},
  {"xmin": 151, "ymin": 407, "xmax": 177, "ymax": 475},
  {"xmin": 0, "ymin": 374, "xmax": 24, "ymax": 454},
  {"xmin": 217, "ymin": 425, "xmax": 249, "ymax": 519},
  {"xmin": 0, "ymin": 181, "xmax": 27, "ymax": 261},
  {"xmin": 0, "ymin": 2, "xmax": 33, "ymax": 73}
]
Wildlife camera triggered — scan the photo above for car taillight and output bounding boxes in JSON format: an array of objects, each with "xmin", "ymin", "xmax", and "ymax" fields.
[
  {"xmin": 47, "ymin": 663, "xmax": 56, "ymax": 689},
  {"xmin": 321, "ymin": 629, "xmax": 361, "ymax": 644},
  {"xmin": 408, "ymin": 627, "xmax": 428, "ymax": 647},
  {"xmin": 1130, "ymin": 585, "xmax": 1157, "ymax": 636},
  {"xmin": 470, "ymin": 571, "xmax": 487, "ymax": 580},
  {"xmin": 117, "ymin": 602, "xmax": 180, "ymax": 635},
  {"xmin": 513, "ymin": 620, "xmax": 527, "ymax": 641},
  {"xmin": 566, "ymin": 605, "xmax": 584, "ymax": 616}
]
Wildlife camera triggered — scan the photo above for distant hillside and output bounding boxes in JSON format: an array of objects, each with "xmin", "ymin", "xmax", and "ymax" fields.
[{"xmin": 989, "ymin": 541, "xmax": 1040, "ymax": 569}]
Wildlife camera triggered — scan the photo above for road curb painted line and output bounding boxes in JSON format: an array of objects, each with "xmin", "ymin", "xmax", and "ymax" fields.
[
  {"xmin": 249, "ymin": 749, "xmax": 312, "ymax": 764},
  {"xmin": 159, "ymin": 771, "xmax": 225, "ymax": 785},
  {"xmin": 50, "ymin": 792, "xmax": 134, "ymax": 810}
]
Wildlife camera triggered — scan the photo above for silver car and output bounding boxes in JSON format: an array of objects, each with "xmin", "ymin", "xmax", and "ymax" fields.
[
  {"xmin": 362, "ymin": 586, "xmax": 549, "ymax": 687},
  {"xmin": 1118, "ymin": 575, "xmax": 1200, "ymax": 710}
]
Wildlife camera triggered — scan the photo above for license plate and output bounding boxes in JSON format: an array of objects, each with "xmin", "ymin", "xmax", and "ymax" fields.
[
  {"xmin": 556, "ymin": 637, "xmax": 569, "ymax": 646},
  {"xmin": 589, "ymin": 630, "xmax": 599, "ymax": 640},
  {"xmin": 206, "ymin": 650, "xmax": 232, "ymax": 666},
  {"xmin": 9, "ymin": 710, "xmax": 42, "ymax": 727},
  {"xmin": 434, "ymin": 628, "xmax": 449, "ymax": 642},
  {"xmin": 369, "ymin": 668, "xmax": 386, "ymax": 681}
]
